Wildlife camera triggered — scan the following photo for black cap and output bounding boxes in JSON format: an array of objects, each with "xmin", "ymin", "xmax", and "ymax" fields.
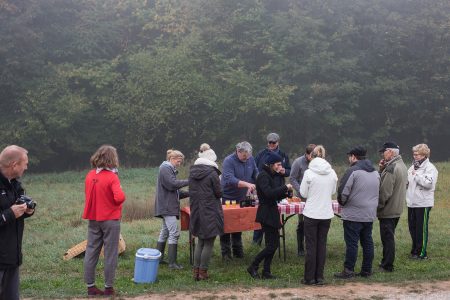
[
  {"xmin": 379, "ymin": 141, "xmax": 399, "ymax": 153},
  {"xmin": 347, "ymin": 146, "xmax": 367, "ymax": 157},
  {"xmin": 265, "ymin": 152, "xmax": 283, "ymax": 165}
]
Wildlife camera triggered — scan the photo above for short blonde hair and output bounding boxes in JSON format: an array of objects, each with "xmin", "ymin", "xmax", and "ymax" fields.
[
  {"xmin": 412, "ymin": 143, "xmax": 430, "ymax": 157},
  {"xmin": 90, "ymin": 145, "xmax": 119, "ymax": 168},
  {"xmin": 0, "ymin": 145, "xmax": 28, "ymax": 168},
  {"xmin": 311, "ymin": 145, "xmax": 326, "ymax": 159},
  {"xmin": 166, "ymin": 149, "xmax": 184, "ymax": 161}
]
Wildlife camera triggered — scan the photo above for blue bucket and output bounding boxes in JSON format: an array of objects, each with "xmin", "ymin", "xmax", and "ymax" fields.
[{"xmin": 134, "ymin": 248, "xmax": 161, "ymax": 283}]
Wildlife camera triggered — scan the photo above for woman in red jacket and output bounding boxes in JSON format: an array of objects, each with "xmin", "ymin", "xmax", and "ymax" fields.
[{"xmin": 82, "ymin": 145, "xmax": 126, "ymax": 296}]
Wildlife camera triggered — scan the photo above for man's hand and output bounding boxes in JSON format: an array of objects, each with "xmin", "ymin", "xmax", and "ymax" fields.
[
  {"xmin": 286, "ymin": 183, "xmax": 293, "ymax": 190},
  {"xmin": 11, "ymin": 203, "xmax": 27, "ymax": 218},
  {"xmin": 25, "ymin": 208, "xmax": 35, "ymax": 215},
  {"xmin": 246, "ymin": 182, "xmax": 256, "ymax": 192}
]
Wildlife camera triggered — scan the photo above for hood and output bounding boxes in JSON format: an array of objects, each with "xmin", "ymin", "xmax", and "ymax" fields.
[
  {"xmin": 189, "ymin": 164, "xmax": 217, "ymax": 180},
  {"xmin": 354, "ymin": 159, "xmax": 376, "ymax": 172},
  {"xmin": 308, "ymin": 157, "xmax": 332, "ymax": 175}
]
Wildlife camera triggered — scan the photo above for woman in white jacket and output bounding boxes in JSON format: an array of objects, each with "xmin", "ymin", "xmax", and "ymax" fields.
[
  {"xmin": 406, "ymin": 143, "xmax": 438, "ymax": 260},
  {"xmin": 299, "ymin": 145, "xmax": 337, "ymax": 285}
]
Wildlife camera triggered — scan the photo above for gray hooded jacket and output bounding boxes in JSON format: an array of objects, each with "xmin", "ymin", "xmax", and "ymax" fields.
[{"xmin": 338, "ymin": 159, "xmax": 380, "ymax": 222}]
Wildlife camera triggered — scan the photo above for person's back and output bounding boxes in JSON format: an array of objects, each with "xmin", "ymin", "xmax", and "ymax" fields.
[
  {"xmin": 339, "ymin": 159, "xmax": 379, "ymax": 222},
  {"xmin": 301, "ymin": 157, "xmax": 337, "ymax": 220}
]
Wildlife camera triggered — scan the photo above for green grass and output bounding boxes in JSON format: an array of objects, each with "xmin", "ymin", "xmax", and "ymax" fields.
[{"xmin": 19, "ymin": 162, "xmax": 450, "ymax": 298}]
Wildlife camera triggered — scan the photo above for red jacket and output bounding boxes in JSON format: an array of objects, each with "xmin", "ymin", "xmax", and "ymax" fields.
[{"xmin": 83, "ymin": 169, "xmax": 126, "ymax": 221}]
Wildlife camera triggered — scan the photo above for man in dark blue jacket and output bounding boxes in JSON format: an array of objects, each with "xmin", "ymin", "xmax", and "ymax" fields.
[
  {"xmin": 220, "ymin": 141, "xmax": 258, "ymax": 260},
  {"xmin": 253, "ymin": 133, "xmax": 290, "ymax": 245},
  {"xmin": 0, "ymin": 145, "xmax": 34, "ymax": 300}
]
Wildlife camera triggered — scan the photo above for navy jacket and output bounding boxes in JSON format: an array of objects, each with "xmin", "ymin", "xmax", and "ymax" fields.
[{"xmin": 221, "ymin": 152, "xmax": 258, "ymax": 201}]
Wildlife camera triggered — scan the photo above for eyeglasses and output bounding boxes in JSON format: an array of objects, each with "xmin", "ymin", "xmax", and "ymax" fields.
[{"xmin": 268, "ymin": 141, "xmax": 278, "ymax": 144}]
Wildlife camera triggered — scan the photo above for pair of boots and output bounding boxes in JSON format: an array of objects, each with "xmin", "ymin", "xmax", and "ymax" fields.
[
  {"xmin": 156, "ymin": 242, "xmax": 183, "ymax": 269},
  {"xmin": 193, "ymin": 267, "xmax": 209, "ymax": 281}
]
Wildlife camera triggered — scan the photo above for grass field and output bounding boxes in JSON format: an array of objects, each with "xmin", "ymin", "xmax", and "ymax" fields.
[{"xmin": 19, "ymin": 162, "xmax": 450, "ymax": 298}]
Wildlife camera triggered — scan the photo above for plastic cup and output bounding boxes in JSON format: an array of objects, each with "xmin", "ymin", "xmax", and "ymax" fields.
[
  {"xmin": 232, "ymin": 200, "xmax": 236, "ymax": 207},
  {"xmin": 225, "ymin": 200, "xmax": 230, "ymax": 207}
]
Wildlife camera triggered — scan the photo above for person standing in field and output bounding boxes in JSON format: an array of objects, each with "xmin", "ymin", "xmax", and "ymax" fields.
[
  {"xmin": 252, "ymin": 133, "xmax": 291, "ymax": 246},
  {"xmin": 299, "ymin": 145, "xmax": 337, "ymax": 285},
  {"xmin": 189, "ymin": 143, "xmax": 224, "ymax": 281},
  {"xmin": 0, "ymin": 145, "xmax": 34, "ymax": 300},
  {"xmin": 377, "ymin": 142, "xmax": 408, "ymax": 272},
  {"xmin": 406, "ymin": 143, "xmax": 438, "ymax": 260},
  {"xmin": 154, "ymin": 149, "xmax": 189, "ymax": 270},
  {"xmin": 289, "ymin": 143, "xmax": 316, "ymax": 257},
  {"xmin": 220, "ymin": 141, "xmax": 258, "ymax": 260},
  {"xmin": 334, "ymin": 146, "xmax": 379, "ymax": 279},
  {"xmin": 83, "ymin": 145, "xmax": 125, "ymax": 296}
]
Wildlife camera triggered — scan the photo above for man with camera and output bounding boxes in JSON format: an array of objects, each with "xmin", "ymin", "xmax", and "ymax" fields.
[{"xmin": 0, "ymin": 145, "xmax": 34, "ymax": 300}]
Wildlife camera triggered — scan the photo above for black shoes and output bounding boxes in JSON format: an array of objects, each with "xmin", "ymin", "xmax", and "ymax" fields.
[
  {"xmin": 247, "ymin": 265, "xmax": 259, "ymax": 279},
  {"xmin": 297, "ymin": 249, "xmax": 305, "ymax": 257},
  {"xmin": 261, "ymin": 272, "xmax": 277, "ymax": 280},
  {"xmin": 301, "ymin": 279, "xmax": 316, "ymax": 285},
  {"xmin": 357, "ymin": 271, "xmax": 373, "ymax": 278}
]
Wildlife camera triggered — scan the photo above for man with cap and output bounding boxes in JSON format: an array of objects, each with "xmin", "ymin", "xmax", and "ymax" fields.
[
  {"xmin": 247, "ymin": 152, "xmax": 293, "ymax": 279},
  {"xmin": 377, "ymin": 142, "xmax": 407, "ymax": 272},
  {"xmin": 253, "ymin": 133, "xmax": 291, "ymax": 245},
  {"xmin": 334, "ymin": 146, "xmax": 380, "ymax": 279}
]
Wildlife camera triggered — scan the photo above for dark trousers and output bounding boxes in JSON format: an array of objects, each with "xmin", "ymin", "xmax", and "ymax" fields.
[
  {"xmin": 0, "ymin": 267, "xmax": 20, "ymax": 300},
  {"xmin": 408, "ymin": 207, "xmax": 431, "ymax": 257},
  {"xmin": 252, "ymin": 229, "xmax": 263, "ymax": 244},
  {"xmin": 379, "ymin": 217, "xmax": 399, "ymax": 271},
  {"xmin": 220, "ymin": 232, "xmax": 243, "ymax": 257},
  {"xmin": 343, "ymin": 220, "xmax": 374, "ymax": 273},
  {"xmin": 304, "ymin": 216, "xmax": 331, "ymax": 281},
  {"xmin": 250, "ymin": 225, "xmax": 280, "ymax": 273},
  {"xmin": 297, "ymin": 214, "xmax": 305, "ymax": 252}
]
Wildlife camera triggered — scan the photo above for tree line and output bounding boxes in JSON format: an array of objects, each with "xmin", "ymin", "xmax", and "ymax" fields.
[{"xmin": 1, "ymin": 0, "xmax": 449, "ymax": 171}]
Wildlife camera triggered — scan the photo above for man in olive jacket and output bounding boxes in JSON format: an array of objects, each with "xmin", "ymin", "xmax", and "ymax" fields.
[{"xmin": 377, "ymin": 142, "xmax": 408, "ymax": 272}]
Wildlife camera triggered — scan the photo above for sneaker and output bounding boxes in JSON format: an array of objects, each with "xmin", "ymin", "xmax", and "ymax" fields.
[
  {"xmin": 247, "ymin": 265, "xmax": 259, "ymax": 279},
  {"xmin": 315, "ymin": 278, "xmax": 325, "ymax": 285},
  {"xmin": 261, "ymin": 272, "xmax": 277, "ymax": 280},
  {"xmin": 104, "ymin": 287, "xmax": 115, "ymax": 296},
  {"xmin": 378, "ymin": 266, "xmax": 393, "ymax": 273},
  {"xmin": 87, "ymin": 286, "xmax": 104, "ymax": 296},
  {"xmin": 409, "ymin": 254, "xmax": 419, "ymax": 259},
  {"xmin": 357, "ymin": 271, "xmax": 373, "ymax": 278},
  {"xmin": 418, "ymin": 255, "xmax": 428, "ymax": 260},
  {"xmin": 301, "ymin": 279, "xmax": 316, "ymax": 285},
  {"xmin": 334, "ymin": 268, "xmax": 355, "ymax": 279}
]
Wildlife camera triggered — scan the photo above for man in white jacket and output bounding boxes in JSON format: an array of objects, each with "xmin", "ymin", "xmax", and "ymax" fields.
[{"xmin": 406, "ymin": 144, "xmax": 438, "ymax": 260}]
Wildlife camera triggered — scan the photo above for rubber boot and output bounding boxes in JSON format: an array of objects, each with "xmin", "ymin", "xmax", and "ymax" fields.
[
  {"xmin": 168, "ymin": 244, "xmax": 183, "ymax": 270},
  {"xmin": 156, "ymin": 241, "xmax": 168, "ymax": 264}
]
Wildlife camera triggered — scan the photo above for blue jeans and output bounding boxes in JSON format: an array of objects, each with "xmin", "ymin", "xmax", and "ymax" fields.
[{"xmin": 343, "ymin": 220, "xmax": 374, "ymax": 273}]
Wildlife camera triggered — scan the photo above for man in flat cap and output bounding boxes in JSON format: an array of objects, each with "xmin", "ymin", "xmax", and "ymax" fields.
[
  {"xmin": 377, "ymin": 142, "xmax": 407, "ymax": 272},
  {"xmin": 334, "ymin": 146, "xmax": 380, "ymax": 279}
]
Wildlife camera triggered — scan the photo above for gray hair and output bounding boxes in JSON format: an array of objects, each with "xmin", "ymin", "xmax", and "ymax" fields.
[
  {"xmin": 387, "ymin": 148, "xmax": 400, "ymax": 156},
  {"xmin": 236, "ymin": 141, "xmax": 252, "ymax": 154}
]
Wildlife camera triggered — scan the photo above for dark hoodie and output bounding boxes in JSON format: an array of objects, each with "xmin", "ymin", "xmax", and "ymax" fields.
[
  {"xmin": 337, "ymin": 159, "xmax": 380, "ymax": 222},
  {"xmin": 188, "ymin": 164, "xmax": 224, "ymax": 239}
]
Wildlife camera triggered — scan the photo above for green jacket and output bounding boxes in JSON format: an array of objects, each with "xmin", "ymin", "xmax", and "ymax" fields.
[{"xmin": 377, "ymin": 155, "xmax": 408, "ymax": 218}]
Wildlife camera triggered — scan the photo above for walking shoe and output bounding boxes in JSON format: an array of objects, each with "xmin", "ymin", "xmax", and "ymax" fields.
[
  {"xmin": 193, "ymin": 267, "xmax": 200, "ymax": 281},
  {"xmin": 356, "ymin": 271, "xmax": 373, "ymax": 278},
  {"xmin": 104, "ymin": 287, "xmax": 115, "ymax": 296},
  {"xmin": 301, "ymin": 279, "xmax": 316, "ymax": 285},
  {"xmin": 409, "ymin": 254, "xmax": 419, "ymax": 259},
  {"xmin": 198, "ymin": 268, "xmax": 209, "ymax": 280},
  {"xmin": 261, "ymin": 272, "xmax": 277, "ymax": 279},
  {"xmin": 315, "ymin": 278, "xmax": 325, "ymax": 285},
  {"xmin": 247, "ymin": 265, "xmax": 260, "ymax": 279},
  {"xmin": 378, "ymin": 266, "xmax": 393, "ymax": 273},
  {"xmin": 87, "ymin": 286, "xmax": 104, "ymax": 296},
  {"xmin": 418, "ymin": 255, "xmax": 428, "ymax": 260},
  {"xmin": 334, "ymin": 268, "xmax": 355, "ymax": 279},
  {"xmin": 297, "ymin": 249, "xmax": 305, "ymax": 257}
]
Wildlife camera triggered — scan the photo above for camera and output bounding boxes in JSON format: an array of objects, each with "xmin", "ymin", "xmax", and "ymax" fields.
[{"xmin": 15, "ymin": 195, "xmax": 36, "ymax": 209}]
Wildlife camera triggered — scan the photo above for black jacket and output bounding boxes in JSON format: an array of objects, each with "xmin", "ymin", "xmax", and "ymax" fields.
[
  {"xmin": 0, "ymin": 171, "xmax": 29, "ymax": 269},
  {"xmin": 188, "ymin": 164, "xmax": 224, "ymax": 239},
  {"xmin": 255, "ymin": 165, "xmax": 289, "ymax": 229}
]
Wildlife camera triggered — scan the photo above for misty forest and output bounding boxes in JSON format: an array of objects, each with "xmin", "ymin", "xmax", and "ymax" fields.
[{"xmin": 1, "ymin": 0, "xmax": 449, "ymax": 171}]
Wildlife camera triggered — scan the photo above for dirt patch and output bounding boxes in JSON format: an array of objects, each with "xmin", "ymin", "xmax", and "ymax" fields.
[{"xmin": 61, "ymin": 280, "xmax": 450, "ymax": 300}]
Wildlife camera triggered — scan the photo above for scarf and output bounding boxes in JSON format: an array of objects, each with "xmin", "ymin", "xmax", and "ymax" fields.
[{"xmin": 413, "ymin": 157, "xmax": 426, "ymax": 170}]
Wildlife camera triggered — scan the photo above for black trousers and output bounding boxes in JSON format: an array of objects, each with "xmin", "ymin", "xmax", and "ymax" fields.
[
  {"xmin": 0, "ymin": 267, "xmax": 19, "ymax": 300},
  {"xmin": 297, "ymin": 214, "xmax": 305, "ymax": 252},
  {"xmin": 408, "ymin": 207, "xmax": 431, "ymax": 257},
  {"xmin": 250, "ymin": 224, "xmax": 280, "ymax": 273},
  {"xmin": 220, "ymin": 232, "xmax": 243, "ymax": 257},
  {"xmin": 304, "ymin": 216, "xmax": 331, "ymax": 281},
  {"xmin": 379, "ymin": 217, "xmax": 399, "ymax": 271}
]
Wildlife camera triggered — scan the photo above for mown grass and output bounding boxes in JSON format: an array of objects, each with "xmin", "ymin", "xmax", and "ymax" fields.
[{"xmin": 19, "ymin": 162, "xmax": 450, "ymax": 298}]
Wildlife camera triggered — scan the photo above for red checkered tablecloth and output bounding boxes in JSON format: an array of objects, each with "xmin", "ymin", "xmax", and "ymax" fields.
[{"xmin": 277, "ymin": 200, "xmax": 341, "ymax": 215}]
